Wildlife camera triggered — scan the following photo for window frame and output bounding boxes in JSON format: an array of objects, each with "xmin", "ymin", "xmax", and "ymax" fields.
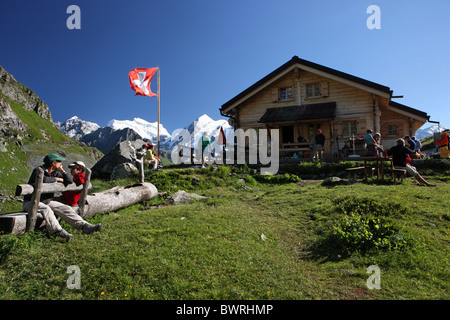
[
  {"xmin": 342, "ymin": 121, "xmax": 358, "ymax": 138},
  {"xmin": 279, "ymin": 87, "xmax": 293, "ymax": 101}
]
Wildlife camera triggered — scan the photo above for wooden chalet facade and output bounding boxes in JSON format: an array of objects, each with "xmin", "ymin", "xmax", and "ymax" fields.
[{"xmin": 219, "ymin": 56, "xmax": 430, "ymax": 160}]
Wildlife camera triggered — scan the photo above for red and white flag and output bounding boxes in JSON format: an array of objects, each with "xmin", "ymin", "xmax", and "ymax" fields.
[{"xmin": 129, "ymin": 67, "xmax": 158, "ymax": 97}]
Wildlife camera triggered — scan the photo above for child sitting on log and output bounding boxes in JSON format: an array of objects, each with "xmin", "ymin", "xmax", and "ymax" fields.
[{"xmin": 61, "ymin": 161, "xmax": 86, "ymax": 207}]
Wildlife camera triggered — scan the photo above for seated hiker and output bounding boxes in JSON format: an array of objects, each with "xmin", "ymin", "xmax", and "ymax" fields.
[
  {"xmin": 387, "ymin": 139, "xmax": 436, "ymax": 187},
  {"xmin": 23, "ymin": 154, "xmax": 102, "ymax": 242},
  {"xmin": 145, "ymin": 143, "xmax": 160, "ymax": 170},
  {"xmin": 136, "ymin": 143, "xmax": 149, "ymax": 161},
  {"xmin": 61, "ymin": 161, "xmax": 86, "ymax": 207}
]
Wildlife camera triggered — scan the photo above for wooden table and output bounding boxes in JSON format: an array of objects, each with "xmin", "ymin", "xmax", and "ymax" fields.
[
  {"xmin": 362, "ymin": 156, "xmax": 393, "ymax": 182},
  {"xmin": 347, "ymin": 156, "xmax": 393, "ymax": 182}
]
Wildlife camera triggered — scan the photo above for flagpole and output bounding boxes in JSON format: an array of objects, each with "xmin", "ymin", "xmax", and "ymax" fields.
[{"xmin": 157, "ymin": 66, "xmax": 160, "ymax": 157}]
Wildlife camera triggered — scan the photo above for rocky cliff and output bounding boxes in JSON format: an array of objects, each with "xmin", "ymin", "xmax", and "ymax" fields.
[
  {"xmin": 0, "ymin": 66, "xmax": 52, "ymax": 122},
  {"xmin": 0, "ymin": 66, "xmax": 102, "ymax": 208}
]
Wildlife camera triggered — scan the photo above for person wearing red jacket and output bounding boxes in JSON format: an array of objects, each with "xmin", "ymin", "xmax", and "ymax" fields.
[{"xmin": 61, "ymin": 161, "xmax": 86, "ymax": 206}]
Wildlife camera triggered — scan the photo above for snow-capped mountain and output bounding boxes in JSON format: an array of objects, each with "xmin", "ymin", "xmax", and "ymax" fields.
[
  {"xmin": 415, "ymin": 124, "xmax": 449, "ymax": 140},
  {"xmin": 57, "ymin": 116, "xmax": 100, "ymax": 140},
  {"xmin": 58, "ymin": 114, "xmax": 232, "ymax": 156},
  {"xmin": 107, "ymin": 117, "xmax": 171, "ymax": 143},
  {"xmin": 167, "ymin": 114, "xmax": 231, "ymax": 150}
]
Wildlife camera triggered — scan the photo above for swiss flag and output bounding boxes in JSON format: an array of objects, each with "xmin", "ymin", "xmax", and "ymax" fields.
[{"xmin": 129, "ymin": 67, "xmax": 158, "ymax": 97}]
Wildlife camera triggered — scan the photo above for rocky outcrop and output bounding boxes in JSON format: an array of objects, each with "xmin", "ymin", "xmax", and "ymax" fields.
[
  {"xmin": 0, "ymin": 98, "xmax": 26, "ymax": 141},
  {"xmin": 91, "ymin": 138, "xmax": 148, "ymax": 180},
  {"xmin": 0, "ymin": 66, "xmax": 53, "ymax": 122}
]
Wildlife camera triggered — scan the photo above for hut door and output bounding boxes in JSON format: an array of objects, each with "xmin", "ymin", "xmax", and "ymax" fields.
[{"xmin": 282, "ymin": 125, "xmax": 294, "ymax": 143}]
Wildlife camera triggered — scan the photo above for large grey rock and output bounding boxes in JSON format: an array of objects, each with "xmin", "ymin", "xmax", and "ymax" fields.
[
  {"xmin": 111, "ymin": 162, "xmax": 137, "ymax": 180},
  {"xmin": 91, "ymin": 139, "xmax": 148, "ymax": 180}
]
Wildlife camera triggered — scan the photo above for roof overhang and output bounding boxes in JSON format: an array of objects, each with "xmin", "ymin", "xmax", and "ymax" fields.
[
  {"xmin": 259, "ymin": 102, "xmax": 337, "ymax": 123},
  {"xmin": 387, "ymin": 101, "xmax": 429, "ymax": 122},
  {"xmin": 220, "ymin": 56, "xmax": 392, "ymax": 115}
]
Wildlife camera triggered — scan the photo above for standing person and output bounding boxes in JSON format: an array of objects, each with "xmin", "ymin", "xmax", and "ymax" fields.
[
  {"xmin": 373, "ymin": 132, "xmax": 384, "ymax": 156},
  {"xmin": 199, "ymin": 132, "xmax": 211, "ymax": 168},
  {"xmin": 313, "ymin": 129, "xmax": 325, "ymax": 159},
  {"xmin": 387, "ymin": 139, "xmax": 436, "ymax": 187}
]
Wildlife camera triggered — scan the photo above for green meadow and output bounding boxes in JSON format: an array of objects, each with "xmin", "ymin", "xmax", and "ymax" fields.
[{"xmin": 0, "ymin": 162, "xmax": 449, "ymax": 300}]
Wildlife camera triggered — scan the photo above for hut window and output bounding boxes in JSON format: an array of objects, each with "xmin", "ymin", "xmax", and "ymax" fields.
[
  {"xmin": 387, "ymin": 125, "xmax": 398, "ymax": 137},
  {"xmin": 306, "ymin": 84, "xmax": 321, "ymax": 98},
  {"xmin": 279, "ymin": 87, "xmax": 293, "ymax": 101},
  {"xmin": 342, "ymin": 121, "xmax": 357, "ymax": 138}
]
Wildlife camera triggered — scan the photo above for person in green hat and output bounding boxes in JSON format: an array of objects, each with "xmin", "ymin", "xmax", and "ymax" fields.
[{"xmin": 22, "ymin": 153, "xmax": 102, "ymax": 241}]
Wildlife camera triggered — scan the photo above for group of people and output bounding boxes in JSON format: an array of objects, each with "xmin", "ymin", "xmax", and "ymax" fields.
[
  {"xmin": 364, "ymin": 129, "xmax": 435, "ymax": 187},
  {"xmin": 387, "ymin": 138, "xmax": 436, "ymax": 187},
  {"xmin": 24, "ymin": 153, "xmax": 102, "ymax": 242},
  {"xmin": 136, "ymin": 143, "xmax": 161, "ymax": 170},
  {"xmin": 364, "ymin": 130, "xmax": 385, "ymax": 156}
]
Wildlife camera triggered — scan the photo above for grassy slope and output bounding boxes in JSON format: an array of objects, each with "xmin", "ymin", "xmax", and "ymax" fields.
[
  {"xmin": 0, "ymin": 95, "xmax": 102, "ymax": 209},
  {"xmin": 0, "ymin": 164, "xmax": 448, "ymax": 300}
]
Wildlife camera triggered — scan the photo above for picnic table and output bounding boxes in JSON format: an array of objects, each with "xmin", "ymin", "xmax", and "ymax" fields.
[{"xmin": 346, "ymin": 156, "xmax": 395, "ymax": 182}]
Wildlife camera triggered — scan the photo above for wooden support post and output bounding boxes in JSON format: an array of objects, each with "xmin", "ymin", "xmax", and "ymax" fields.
[
  {"xmin": 138, "ymin": 159, "xmax": 145, "ymax": 183},
  {"xmin": 26, "ymin": 167, "xmax": 44, "ymax": 232},
  {"xmin": 78, "ymin": 168, "xmax": 91, "ymax": 217}
]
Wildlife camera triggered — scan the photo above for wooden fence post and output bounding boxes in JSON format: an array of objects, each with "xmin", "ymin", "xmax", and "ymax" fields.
[
  {"xmin": 138, "ymin": 160, "xmax": 145, "ymax": 183},
  {"xmin": 78, "ymin": 168, "xmax": 91, "ymax": 217},
  {"xmin": 26, "ymin": 167, "xmax": 44, "ymax": 232}
]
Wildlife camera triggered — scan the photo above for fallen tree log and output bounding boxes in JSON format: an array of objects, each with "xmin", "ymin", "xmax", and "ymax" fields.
[
  {"xmin": 81, "ymin": 182, "xmax": 158, "ymax": 218},
  {"xmin": 1, "ymin": 182, "xmax": 158, "ymax": 234}
]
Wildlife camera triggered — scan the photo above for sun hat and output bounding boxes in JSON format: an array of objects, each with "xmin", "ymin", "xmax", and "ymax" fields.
[
  {"xmin": 68, "ymin": 161, "xmax": 86, "ymax": 169},
  {"xmin": 43, "ymin": 153, "xmax": 65, "ymax": 164}
]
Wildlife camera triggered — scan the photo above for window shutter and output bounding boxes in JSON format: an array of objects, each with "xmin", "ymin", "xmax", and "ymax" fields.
[
  {"xmin": 320, "ymin": 81, "xmax": 329, "ymax": 97},
  {"xmin": 272, "ymin": 88, "xmax": 279, "ymax": 102}
]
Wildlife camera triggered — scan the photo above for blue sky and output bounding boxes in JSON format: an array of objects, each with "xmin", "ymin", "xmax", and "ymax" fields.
[{"xmin": 0, "ymin": 0, "xmax": 449, "ymax": 134}]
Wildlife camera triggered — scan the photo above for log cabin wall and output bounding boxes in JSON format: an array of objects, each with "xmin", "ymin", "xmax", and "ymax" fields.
[
  {"xmin": 236, "ymin": 68, "xmax": 382, "ymax": 158},
  {"xmin": 221, "ymin": 57, "xmax": 429, "ymax": 160}
]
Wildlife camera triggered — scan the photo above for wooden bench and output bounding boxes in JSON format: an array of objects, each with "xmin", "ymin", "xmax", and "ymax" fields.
[
  {"xmin": 345, "ymin": 166, "xmax": 375, "ymax": 181},
  {"xmin": 392, "ymin": 168, "xmax": 407, "ymax": 182},
  {"xmin": 0, "ymin": 168, "xmax": 91, "ymax": 235}
]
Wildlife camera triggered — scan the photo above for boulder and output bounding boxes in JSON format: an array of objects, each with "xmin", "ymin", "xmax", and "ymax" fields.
[
  {"xmin": 167, "ymin": 190, "xmax": 207, "ymax": 204},
  {"xmin": 91, "ymin": 139, "xmax": 148, "ymax": 180},
  {"xmin": 111, "ymin": 162, "xmax": 138, "ymax": 180},
  {"xmin": 321, "ymin": 176, "xmax": 349, "ymax": 187}
]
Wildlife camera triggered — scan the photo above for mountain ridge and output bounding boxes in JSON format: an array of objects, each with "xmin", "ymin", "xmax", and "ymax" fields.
[{"xmin": 58, "ymin": 113, "xmax": 231, "ymax": 156}]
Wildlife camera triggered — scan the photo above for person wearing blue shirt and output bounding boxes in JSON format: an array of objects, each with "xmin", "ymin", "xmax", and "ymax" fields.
[{"xmin": 405, "ymin": 136, "xmax": 416, "ymax": 151}]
